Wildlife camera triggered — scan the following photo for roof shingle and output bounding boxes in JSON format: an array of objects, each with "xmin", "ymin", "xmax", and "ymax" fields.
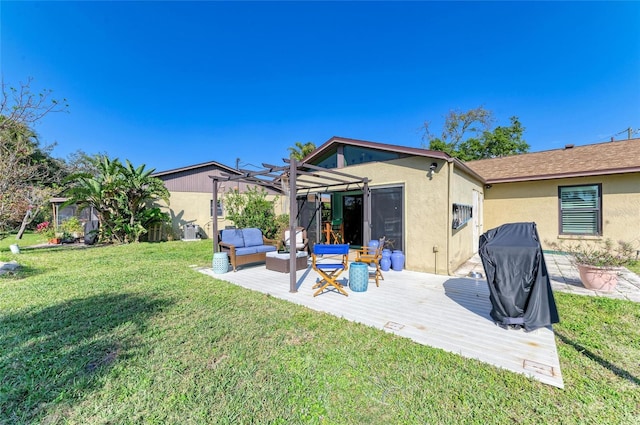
[{"xmin": 466, "ymin": 138, "xmax": 640, "ymax": 183}]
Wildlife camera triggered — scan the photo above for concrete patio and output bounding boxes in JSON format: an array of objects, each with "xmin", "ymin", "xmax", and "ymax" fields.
[{"xmin": 198, "ymin": 253, "xmax": 625, "ymax": 389}]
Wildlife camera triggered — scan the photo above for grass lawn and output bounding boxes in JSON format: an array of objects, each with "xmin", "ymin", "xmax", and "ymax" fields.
[
  {"xmin": 1, "ymin": 240, "xmax": 639, "ymax": 424},
  {"xmin": 0, "ymin": 231, "xmax": 46, "ymax": 251}
]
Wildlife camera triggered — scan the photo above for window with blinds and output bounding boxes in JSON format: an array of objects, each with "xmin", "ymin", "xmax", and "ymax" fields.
[{"xmin": 558, "ymin": 184, "xmax": 601, "ymax": 235}]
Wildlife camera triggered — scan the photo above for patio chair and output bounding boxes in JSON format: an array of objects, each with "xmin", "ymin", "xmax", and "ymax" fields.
[
  {"xmin": 322, "ymin": 218, "xmax": 344, "ymax": 244},
  {"xmin": 355, "ymin": 240, "xmax": 384, "ymax": 287},
  {"xmin": 311, "ymin": 243, "xmax": 350, "ymax": 297},
  {"xmin": 281, "ymin": 226, "xmax": 309, "ymax": 254}
]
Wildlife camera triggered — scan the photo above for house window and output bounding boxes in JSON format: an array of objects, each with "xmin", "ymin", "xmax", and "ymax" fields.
[
  {"xmin": 452, "ymin": 203, "xmax": 472, "ymax": 230},
  {"xmin": 210, "ymin": 200, "xmax": 223, "ymax": 217},
  {"xmin": 558, "ymin": 184, "xmax": 601, "ymax": 235}
]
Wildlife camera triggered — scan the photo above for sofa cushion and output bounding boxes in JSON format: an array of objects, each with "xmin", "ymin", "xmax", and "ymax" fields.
[
  {"xmin": 221, "ymin": 229, "xmax": 245, "ymax": 248},
  {"xmin": 242, "ymin": 228, "xmax": 264, "ymax": 247},
  {"xmin": 284, "ymin": 229, "xmax": 305, "ymax": 249},
  {"xmin": 235, "ymin": 246, "xmax": 258, "ymax": 256},
  {"xmin": 255, "ymin": 245, "xmax": 277, "ymax": 253}
]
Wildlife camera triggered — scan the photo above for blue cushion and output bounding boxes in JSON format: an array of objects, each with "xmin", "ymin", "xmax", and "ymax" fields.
[
  {"xmin": 255, "ymin": 245, "xmax": 276, "ymax": 253},
  {"xmin": 242, "ymin": 228, "xmax": 264, "ymax": 247},
  {"xmin": 315, "ymin": 263, "xmax": 345, "ymax": 270},
  {"xmin": 235, "ymin": 246, "xmax": 258, "ymax": 256},
  {"xmin": 313, "ymin": 244, "xmax": 350, "ymax": 255},
  {"xmin": 221, "ymin": 229, "xmax": 245, "ymax": 248}
]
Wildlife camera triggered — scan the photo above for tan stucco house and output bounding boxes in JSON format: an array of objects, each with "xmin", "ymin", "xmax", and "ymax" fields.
[
  {"xmin": 152, "ymin": 161, "xmax": 282, "ymax": 239},
  {"xmin": 153, "ymin": 136, "xmax": 640, "ymax": 275},
  {"xmin": 466, "ymin": 137, "xmax": 640, "ymax": 251}
]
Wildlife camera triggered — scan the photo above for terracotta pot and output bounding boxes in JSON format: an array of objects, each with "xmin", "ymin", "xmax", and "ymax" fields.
[
  {"xmin": 49, "ymin": 238, "xmax": 61, "ymax": 245},
  {"xmin": 577, "ymin": 264, "xmax": 618, "ymax": 292}
]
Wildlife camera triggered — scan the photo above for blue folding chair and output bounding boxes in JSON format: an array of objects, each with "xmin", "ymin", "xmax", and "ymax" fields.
[{"xmin": 312, "ymin": 244, "xmax": 350, "ymax": 297}]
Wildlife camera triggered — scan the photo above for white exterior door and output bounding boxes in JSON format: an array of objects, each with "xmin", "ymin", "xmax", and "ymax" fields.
[{"xmin": 472, "ymin": 190, "xmax": 484, "ymax": 253}]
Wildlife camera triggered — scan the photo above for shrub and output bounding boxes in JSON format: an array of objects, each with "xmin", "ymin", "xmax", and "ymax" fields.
[
  {"xmin": 61, "ymin": 217, "xmax": 83, "ymax": 234},
  {"xmin": 36, "ymin": 221, "xmax": 56, "ymax": 239},
  {"xmin": 223, "ymin": 187, "xmax": 280, "ymax": 238},
  {"xmin": 548, "ymin": 238, "xmax": 637, "ymax": 268}
]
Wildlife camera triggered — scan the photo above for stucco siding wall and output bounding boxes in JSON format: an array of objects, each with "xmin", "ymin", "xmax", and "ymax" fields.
[
  {"xmin": 156, "ymin": 192, "xmax": 227, "ymax": 239},
  {"xmin": 483, "ymin": 173, "xmax": 640, "ymax": 249},
  {"xmin": 342, "ymin": 157, "xmax": 469, "ymax": 274},
  {"xmin": 157, "ymin": 191, "xmax": 283, "ymax": 239},
  {"xmin": 449, "ymin": 166, "xmax": 485, "ymax": 272}
]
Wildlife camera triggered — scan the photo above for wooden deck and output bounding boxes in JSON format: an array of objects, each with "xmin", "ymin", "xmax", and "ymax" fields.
[{"xmin": 198, "ymin": 262, "xmax": 564, "ymax": 388}]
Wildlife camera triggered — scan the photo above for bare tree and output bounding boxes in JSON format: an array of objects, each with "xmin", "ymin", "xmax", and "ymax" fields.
[
  {"xmin": 422, "ymin": 106, "xmax": 494, "ymax": 155},
  {"xmin": 0, "ymin": 78, "xmax": 68, "ymax": 239},
  {"xmin": 422, "ymin": 107, "xmax": 529, "ymax": 161}
]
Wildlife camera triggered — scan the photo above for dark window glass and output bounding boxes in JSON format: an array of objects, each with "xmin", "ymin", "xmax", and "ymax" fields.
[
  {"xmin": 344, "ymin": 146, "xmax": 402, "ymax": 166},
  {"xmin": 210, "ymin": 200, "xmax": 223, "ymax": 217},
  {"xmin": 371, "ymin": 186, "xmax": 403, "ymax": 251}
]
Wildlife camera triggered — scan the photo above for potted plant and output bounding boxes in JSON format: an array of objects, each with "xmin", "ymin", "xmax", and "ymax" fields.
[
  {"xmin": 550, "ymin": 238, "xmax": 636, "ymax": 292},
  {"xmin": 61, "ymin": 217, "xmax": 84, "ymax": 239},
  {"xmin": 36, "ymin": 221, "xmax": 59, "ymax": 244}
]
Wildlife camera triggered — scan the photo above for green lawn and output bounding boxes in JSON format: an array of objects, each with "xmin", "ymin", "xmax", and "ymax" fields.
[
  {"xmin": 0, "ymin": 231, "xmax": 46, "ymax": 251},
  {"xmin": 627, "ymin": 260, "xmax": 640, "ymax": 275},
  {"xmin": 1, "ymin": 240, "xmax": 639, "ymax": 424}
]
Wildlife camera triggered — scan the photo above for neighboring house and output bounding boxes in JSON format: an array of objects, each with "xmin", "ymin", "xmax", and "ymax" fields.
[
  {"xmin": 152, "ymin": 161, "xmax": 282, "ymax": 239},
  {"xmin": 466, "ymin": 138, "xmax": 640, "ymax": 250}
]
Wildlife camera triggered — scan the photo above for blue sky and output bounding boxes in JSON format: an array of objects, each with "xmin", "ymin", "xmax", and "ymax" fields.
[{"xmin": 2, "ymin": 1, "xmax": 639, "ymax": 172}]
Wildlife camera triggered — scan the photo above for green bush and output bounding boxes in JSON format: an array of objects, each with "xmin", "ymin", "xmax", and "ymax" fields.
[
  {"xmin": 60, "ymin": 217, "xmax": 83, "ymax": 234},
  {"xmin": 223, "ymin": 187, "xmax": 280, "ymax": 238}
]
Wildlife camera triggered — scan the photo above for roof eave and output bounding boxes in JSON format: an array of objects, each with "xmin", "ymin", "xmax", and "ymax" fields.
[
  {"xmin": 152, "ymin": 160, "xmax": 241, "ymax": 177},
  {"xmin": 485, "ymin": 166, "xmax": 640, "ymax": 184}
]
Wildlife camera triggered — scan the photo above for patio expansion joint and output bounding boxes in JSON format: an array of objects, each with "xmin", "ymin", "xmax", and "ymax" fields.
[
  {"xmin": 523, "ymin": 359, "xmax": 557, "ymax": 377},
  {"xmin": 383, "ymin": 321, "xmax": 405, "ymax": 331}
]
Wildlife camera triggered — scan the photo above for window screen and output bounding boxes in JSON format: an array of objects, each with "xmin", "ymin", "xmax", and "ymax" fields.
[
  {"xmin": 559, "ymin": 184, "xmax": 601, "ymax": 235},
  {"xmin": 371, "ymin": 186, "xmax": 403, "ymax": 251}
]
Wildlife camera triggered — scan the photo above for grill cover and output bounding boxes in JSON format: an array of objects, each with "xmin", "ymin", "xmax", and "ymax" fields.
[{"xmin": 479, "ymin": 222, "xmax": 559, "ymax": 331}]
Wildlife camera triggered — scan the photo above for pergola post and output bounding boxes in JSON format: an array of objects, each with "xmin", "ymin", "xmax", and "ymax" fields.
[
  {"xmin": 289, "ymin": 156, "xmax": 298, "ymax": 293},
  {"xmin": 212, "ymin": 179, "xmax": 219, "ymax": 254},
  {"xmin": 363, "ymin": 178, "xmax": 371, "ymax": 244}
]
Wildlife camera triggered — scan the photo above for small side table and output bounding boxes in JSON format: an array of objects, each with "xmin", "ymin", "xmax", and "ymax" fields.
[
  {"xmin": 212, "ymin": 252, "xmax": 229, "ymax": 274},
  {"xmin": 349, "ymin": 262, "xmax": 369, "ymax": 292}
]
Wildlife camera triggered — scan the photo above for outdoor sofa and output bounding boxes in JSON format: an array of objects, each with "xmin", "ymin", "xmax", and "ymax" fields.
[{"xmin": 218, "ymin": 228, "xmax": 278, "ymax": 271}]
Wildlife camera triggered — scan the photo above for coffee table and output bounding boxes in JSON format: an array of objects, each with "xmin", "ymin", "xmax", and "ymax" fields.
[{"xmin": 265, "ymin": 251, "xmax": 308, "ymax": 273}]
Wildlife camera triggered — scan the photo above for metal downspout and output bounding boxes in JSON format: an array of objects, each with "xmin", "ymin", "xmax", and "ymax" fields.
[{"xmin": 446, "ymin": 160, "xmax": 453, "ymax": 276}]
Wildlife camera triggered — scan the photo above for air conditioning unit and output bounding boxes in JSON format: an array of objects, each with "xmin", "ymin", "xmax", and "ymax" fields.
[{"xmin": 183, "ymin": 224, "xmax": 197, "ymax": 240}]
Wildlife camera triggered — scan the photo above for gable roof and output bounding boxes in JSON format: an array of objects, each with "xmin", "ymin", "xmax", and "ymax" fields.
[
  {"xmin": 466, "ymin": 138, "xmax": 640, "ymax": 184},
  {"xmin": 152, "ymin": 160, "xmax": 240, "ymax": 177},
  {"xmin": 306, "ymin": 136, "xmax": 450, "ymax": 162},
  {"xmin": 304, "ymin": 136, "xmax": 486, "ymax": 182}
]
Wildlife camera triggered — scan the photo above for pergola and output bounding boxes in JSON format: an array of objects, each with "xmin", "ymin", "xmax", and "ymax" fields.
[{"xmin": 210, "ymin": 158, "xmax": 370, "ymax": 293}]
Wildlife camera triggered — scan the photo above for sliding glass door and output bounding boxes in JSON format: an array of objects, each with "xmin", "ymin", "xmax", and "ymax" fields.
[{"xmin": 371, "ymin": 186, "xmax": 403, "ymax": 251}]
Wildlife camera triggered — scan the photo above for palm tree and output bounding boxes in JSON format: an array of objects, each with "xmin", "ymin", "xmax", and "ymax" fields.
[
  {"xmin": 65, "ymin": 156, "xmax": 170, "ymax": 243},
  {"xmin": 287, "ymin": 141, "xmax": 316, "ymax": 161},
  {"xmin": 120, "ymin": 160, "xmax": 169, "ymax": 242},
  {"xmin": 64, "ymin": 156, "xmax": 124, "ymax": 242}
]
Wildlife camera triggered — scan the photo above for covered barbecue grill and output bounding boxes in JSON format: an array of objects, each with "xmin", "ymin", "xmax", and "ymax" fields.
[{"xmin": 479, "ymin": 222, "xmax": 559, "ymax": 331}]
